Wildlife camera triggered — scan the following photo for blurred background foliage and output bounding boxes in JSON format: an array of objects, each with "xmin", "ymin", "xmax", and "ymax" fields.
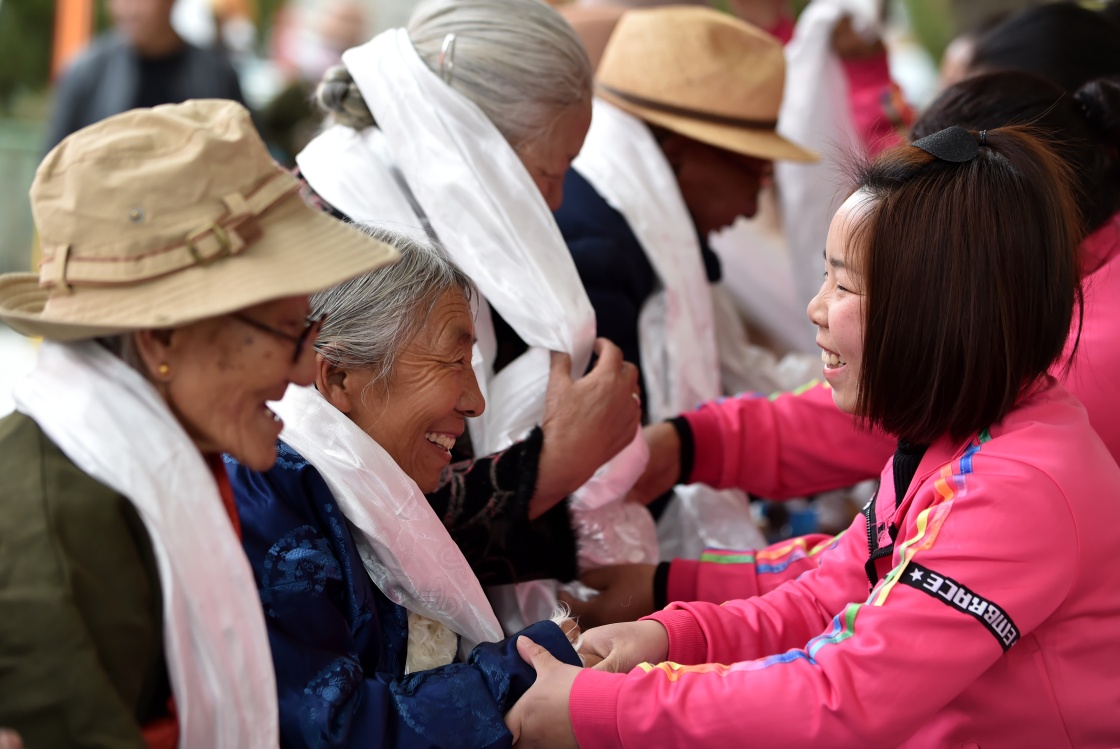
[{"xmin": 0, "ymin": 0, "xmax": 1092, "ymax": 276}]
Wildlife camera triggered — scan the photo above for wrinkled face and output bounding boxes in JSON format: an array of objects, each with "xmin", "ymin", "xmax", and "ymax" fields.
[
  {"xmin": 516, "ymin": 100, "xmax": 593, "ymax": 212},
  {"xmin": 808, "ymin": 191, "xmax": 871, "ymax": 414},
  {"xmin": 160, "ymin": 296, "xmax": 318, "ymax": 471},
  {"xmin": 109, "ymin": 0, "xmax": 173, "ymax": 45},
  {"xmin": 665, "ymin": 135, "xmax": 773, "ymax": 236},
  {"xmin": 346, "ymin": 289, "xmax": 484, "ymax": 492}
]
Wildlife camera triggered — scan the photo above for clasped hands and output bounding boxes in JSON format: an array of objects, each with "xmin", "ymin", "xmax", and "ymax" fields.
[{"xmin": 504, "ymin": 620, "xmax": 669, "ymax": 749}]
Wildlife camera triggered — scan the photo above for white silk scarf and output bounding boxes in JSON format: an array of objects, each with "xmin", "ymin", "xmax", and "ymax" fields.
[
  {"xmin": 271, "ymin": 385, "xmax": 503, "ymax": 656},
  {"xmin": 15, "ymin": 341, "xmax": 278, "ymax": 749}
]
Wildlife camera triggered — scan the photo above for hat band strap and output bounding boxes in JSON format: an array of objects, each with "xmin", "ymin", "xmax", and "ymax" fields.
[
  {"xmin": 39, "ymin": 172, "xmax": 301, "ymax": 289},
  {"xmin": 597, "ymin": 84, "xmax": 778, "ymax": 131}
]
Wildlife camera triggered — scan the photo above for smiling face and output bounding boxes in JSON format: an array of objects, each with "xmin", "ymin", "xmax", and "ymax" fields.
[
  {"xmin": 345, "ymin": 289, "xmax": 484, "ymax": 492},
  {"xmin": 516, "ymin": 99, "xmax": 593, "ymax": 211},
  {"xmin": 808, "ymin": 191, "xmax": 873, "ymax": 414},
  {"xmin": 152, "ymin": 295, "xmax": 318, "ymax": 471}
]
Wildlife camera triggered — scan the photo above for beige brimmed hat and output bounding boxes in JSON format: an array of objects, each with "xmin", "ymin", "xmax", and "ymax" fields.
[
  {"xmin": 595, "ymin": 6, "xmax": 817, "ymax": 162},
  {"xmin": 0, "ymin": 99, "xmax": 398, "ymax": 341}
]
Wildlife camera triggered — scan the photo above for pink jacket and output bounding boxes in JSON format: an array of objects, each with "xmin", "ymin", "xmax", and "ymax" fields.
[
  {"xmin": 669, "ymin": 214, "xmax": 1120, "ymax": 605},
  {"xmin": 571, "ymin": 379, "xmax": 1120, "ymax": 748}
]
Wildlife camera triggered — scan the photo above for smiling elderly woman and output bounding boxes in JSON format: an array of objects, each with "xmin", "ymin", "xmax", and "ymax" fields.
[
  {"xmin": 226, "ymin": 229, "xmax": 588, "ymax": 749},
  {"xmin": 297, "ymin": 0, "xmax": 653, "ymax": 630},
  {"xmin": 0, "ymin": 100, "xmax": 397, "ymax": 749}
]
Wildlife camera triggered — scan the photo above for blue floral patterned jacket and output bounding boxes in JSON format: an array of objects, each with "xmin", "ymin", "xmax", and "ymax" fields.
[{"xmin": 226, "ymin": 442, "xmax": 580, "ymax": 749}]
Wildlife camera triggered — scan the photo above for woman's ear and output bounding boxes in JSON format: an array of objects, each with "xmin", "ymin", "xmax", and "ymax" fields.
[
  {"xmin": 132, "ymin": 328, "xmax": 177, "ymax": 384},
  {"xmin": 315, "ymin": 353, "xmax": 355, "ymax": 414}
]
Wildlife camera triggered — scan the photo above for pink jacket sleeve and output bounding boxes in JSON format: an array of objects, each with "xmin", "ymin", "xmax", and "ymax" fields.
[
  {"xmin": 666, "ymin": 533, "xmax": 841, "ymax": 603},
  {"xmin": 569, "ymin": 455, "xmax": 1079, "ymax": 749},
  {"xmin": 682, "ymin": 381, "xmax": 893, "ymax": 500}
]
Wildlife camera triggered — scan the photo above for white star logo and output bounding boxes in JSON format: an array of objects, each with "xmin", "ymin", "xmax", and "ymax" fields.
[{"xmin": 909, "ymin": 568, "xmax": 923, "ymax": 582}]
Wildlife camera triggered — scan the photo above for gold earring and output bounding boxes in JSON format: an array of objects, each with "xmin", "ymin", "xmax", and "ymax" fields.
[{"xmin": 157, "ymin": 363, "xmax": 170, "ymax": 377}]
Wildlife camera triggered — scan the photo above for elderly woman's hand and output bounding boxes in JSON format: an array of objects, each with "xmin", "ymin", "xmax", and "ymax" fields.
[{"xmin": 531, "ymin": 338, "xmax": 641, "ymax": 518}]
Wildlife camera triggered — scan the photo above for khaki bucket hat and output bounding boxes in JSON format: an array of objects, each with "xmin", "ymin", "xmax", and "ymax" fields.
[
  {"xmin": 595, "ymin": 6, "xmax": 817, "ymax": 163},
  {"xmin": 0, "ymin": 99, "xmax": 398, "ymax": 341}
]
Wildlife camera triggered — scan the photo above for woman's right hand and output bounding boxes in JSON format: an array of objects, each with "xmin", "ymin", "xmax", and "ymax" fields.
[
  {"xmin": 531, "ymin": 338, "xmax": 641, "ymax": 517},
  {"xmin": 577, "ymin": 620, "xmax": 670, "ymax": 673}
]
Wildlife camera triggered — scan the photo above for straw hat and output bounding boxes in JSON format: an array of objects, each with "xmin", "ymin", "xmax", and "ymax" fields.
[
  {"xmin": 0, "ymin": 99, "xmax": 398, "ymax": 341},
  {"xmin": 595, "ymin": 6, "xmax": 817, "ymax": 162}
]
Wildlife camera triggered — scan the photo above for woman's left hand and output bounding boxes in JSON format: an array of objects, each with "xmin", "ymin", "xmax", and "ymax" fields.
[{"xmin": 506, "ymin": 636, "xmax": 582, "ymax": 749}]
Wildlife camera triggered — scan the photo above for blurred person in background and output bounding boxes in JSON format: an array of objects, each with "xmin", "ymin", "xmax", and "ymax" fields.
[
  {"xmin": 0, "ymin": 100, "xmax": 396, "ymax": 748},
  {"xmin": 260, "ymin": 0, "xmax": 371, "ymax": 165},
  {"xmin": 45, "ymin": 0, "xmax": 244, "ymax": 151},
  {"xmin": 966, "ymin": 1, "xmax": 1120, "ymax": 93}
]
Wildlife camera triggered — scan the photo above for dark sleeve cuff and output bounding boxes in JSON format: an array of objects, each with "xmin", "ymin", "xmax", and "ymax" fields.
[
  {"xmin": 652, "ymin": 561, "xmax": 671, "ymax": 611},
  {"xmin": 432, "ymin": 427, "xmax": 578, "ymax": 585},
  {"xmin": 469, "ymin": 619, "xmax": 581, "ymax": 712},
  {"xmin": 664, "ymin": 559, "xmax": 700, "ymax": 604},
  {"xmin": 667, "ymin": 416, "xmax": 694, "ymax": 485}
]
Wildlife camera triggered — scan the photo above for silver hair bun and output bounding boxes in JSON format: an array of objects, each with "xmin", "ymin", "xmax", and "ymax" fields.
[{"xmin": 313, "ymin": 65, "xmax": 377, "ymax": 130}]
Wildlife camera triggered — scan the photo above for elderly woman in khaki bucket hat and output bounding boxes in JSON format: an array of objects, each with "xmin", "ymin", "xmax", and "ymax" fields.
[{"xmin": 0, "ymin": 99, "xmax": 397, "ymax": 749}]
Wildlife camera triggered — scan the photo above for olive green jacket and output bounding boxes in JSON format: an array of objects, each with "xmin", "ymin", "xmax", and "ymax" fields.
[{"xmin": 0, "ymin": 412, "xmax": 170, "ymax": 748}]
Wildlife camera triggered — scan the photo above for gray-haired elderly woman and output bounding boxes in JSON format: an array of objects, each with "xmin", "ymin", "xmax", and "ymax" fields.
[
  {"xmin": 227, "ymin": 228, "xmax": 593, "ymax": 749},
  {"xmin": 295, "ymin": 0, "xmax": 648, "ymax": 627}
]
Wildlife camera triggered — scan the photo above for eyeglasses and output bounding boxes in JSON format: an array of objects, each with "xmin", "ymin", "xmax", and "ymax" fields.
[{"xmin": 231, "ymin": 312, "xmax": 327, "ymax": 363}]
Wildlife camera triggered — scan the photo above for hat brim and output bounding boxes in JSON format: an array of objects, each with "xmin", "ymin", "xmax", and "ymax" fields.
[
  {"xmin": 598, "ymin": 89, "xmax": 818, "ymax": 163},
  {"xmin": 0, "ymin": 196, "xmax": 399, "ymax": 341}
]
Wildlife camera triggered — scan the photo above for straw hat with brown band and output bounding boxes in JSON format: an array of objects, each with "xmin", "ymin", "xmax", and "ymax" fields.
[
  {"xmin": 0, "ymin": 99, "xmax": 399, "ymax": 342},
  {"xmin": 594, "ymin": 6, "xmax": 817, "ymax": 163}
]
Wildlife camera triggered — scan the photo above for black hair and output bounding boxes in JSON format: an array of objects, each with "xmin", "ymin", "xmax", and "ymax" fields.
[
  {"xmin": 913, "ymin": 72, "xmax": 1120, "ymax": 234},
  {"xmin": 970, "ymin": 3, "xmax": 1120, "ymax": 93}
]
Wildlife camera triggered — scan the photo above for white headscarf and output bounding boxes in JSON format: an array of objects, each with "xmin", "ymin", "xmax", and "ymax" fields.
[
  {"xmin": 15, "ymin": 341, "xmax": 278, "ymax": 749},
  {"xmin": 299, "ymin": 29, "xmax": 596, "ymax": 454}
]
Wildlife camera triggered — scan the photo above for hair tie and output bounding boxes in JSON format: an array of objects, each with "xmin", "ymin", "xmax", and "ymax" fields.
[
  {"xmin": 439, "ymin": 33, "xmax": 457, "ymax": 84},
  {"xmin": 1076, "ymin": 90, "xmax": 1102, "ymax": 130},
  {"xmin": 912, "ymin": 125, "xmax": 979, "ymax": 163}
]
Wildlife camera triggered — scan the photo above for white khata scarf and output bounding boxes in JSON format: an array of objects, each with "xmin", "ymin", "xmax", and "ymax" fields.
[
  {"xmin": 271, "ymin": 384, "xmax": 503, "ymax": 666},
  {"xmin": 14, "ymin": 341, "xmax": 278, "ymax": 749}
]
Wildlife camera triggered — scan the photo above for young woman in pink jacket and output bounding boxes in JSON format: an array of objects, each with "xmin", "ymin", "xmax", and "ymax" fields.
[
  {"xmin": 564, "ymin": 72, "xmax": 1120, "ymax": 627},
  {"xmin": 506, "ymin": 125, "xmax": 1120, "ymax": 748}
]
